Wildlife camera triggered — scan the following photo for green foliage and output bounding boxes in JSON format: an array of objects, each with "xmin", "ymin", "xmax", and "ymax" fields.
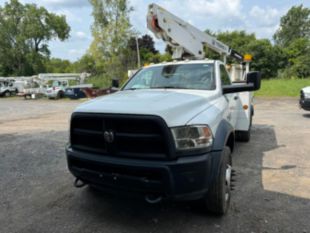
[
  {"xmin": 128, "ymin": 34, "xmax": 172, "ymax": 66},
  {"xmin": 278, "ymin": 38, "xmax": 310, "ymax": 78},
  {"xmin": 273, "ymin": 5, "xmax": 310, "ymax": 79},
  {"xmin": 129, "ymin": 34, "xmax": 158, "ymax": 54},
  {"xmin": 202, "ymin": 30, "xmax": 285, "ymax": 78},
  {"xmin": 255, "ymin": 79, "xmax": 310, "ymax": 97},
  {"xmin": 217, "ymin": 31, "xmax": 256, "ymax": 54},
  {"xmin": 246, "ymin": 39, "xmax": 286, "ymax": 78},
  {"xmin": 45, "ymin": 58, "xmax": 74, "ymax": 73},
  {"xmin": 85, "ymin": 74, "xmax": 113, "ymax": 88},
  {"xmin": 274, "ymin": 5, "xmax": 310, "ymax": 47},
  {"xmin": 0, "ymin": 0, "xmax": 70, "ymax": 76},
  {"xmin": 88, "ymin": 0, "xmax": 133, "ymax": 81},
  {"xmin": 72, "ymin": 54, "xmax": 97, "ymax": 74}
]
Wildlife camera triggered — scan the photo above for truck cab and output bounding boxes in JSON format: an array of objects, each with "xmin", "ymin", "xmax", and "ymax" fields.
[
  {"xmin": 66, "ymin": 60, "xmax": 260, "ymax": 215},
  {"xmin": 0, "ymin": 79, "xmax": 18, "ymax": 97},
  {"xmin": 45, "ymin": 80, "xmax": 69, "ymax": 99}
]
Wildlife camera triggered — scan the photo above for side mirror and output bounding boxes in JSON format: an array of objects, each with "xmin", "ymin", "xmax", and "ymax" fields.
[
  {"xmin": 111, "ymin": 79, "xmax": 120, "ymax": 89},
  {"xmin": 223, "ymin": 71, "xmax": 261, "ymax": 94},
  {"xmin": 246, "ymin": 71, "xmax": 261, "ymax": 90}
]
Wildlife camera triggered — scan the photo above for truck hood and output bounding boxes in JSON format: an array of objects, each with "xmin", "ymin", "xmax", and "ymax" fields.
[
  {"xmin": 75, "ymin": 89, "xmax": 219, "ymax": 127},
  {"xmin": 302, "ymin": 86, "xmax": 310, "ymax": 94}
]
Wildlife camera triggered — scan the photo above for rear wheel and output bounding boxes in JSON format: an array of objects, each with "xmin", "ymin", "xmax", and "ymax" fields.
[
  {"xmin": 236, "ymin": 129, "xmax": 250, "ymax": 142},
  {"xmin": 202, "ymin": 146, "xmax": 232, "ymax": 215}
]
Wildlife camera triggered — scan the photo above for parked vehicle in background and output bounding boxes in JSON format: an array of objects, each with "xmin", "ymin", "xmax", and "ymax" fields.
[
  {"xmin": 45, "ymin": 80, "xmax": 69, "ymax": 99},
  {"xmin": 65, "ymin": 84, "xmax": 93, "ymax": 100},
  {"xmin": 82, "ymin": 79, "xmax": 120, "ymax": 98},
  {"xmin": 17, "ymin": 80, "xmax": 46, "ymax": 99},
  {"xmin": 0, "ymin": 79, "xmax": 18, "ymax": 97},
  {"xmin": 300, "ymin": 86, "xmax": 310, "ymax": 111},
  {"xmin": 13, "ymin": 80, "xmax": 27, "ymax": 93}
]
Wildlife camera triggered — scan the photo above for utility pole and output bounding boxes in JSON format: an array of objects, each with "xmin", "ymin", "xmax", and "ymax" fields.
[{"xmin": 135, "ymin": 37, "xmax": 141, "ymax": 68}]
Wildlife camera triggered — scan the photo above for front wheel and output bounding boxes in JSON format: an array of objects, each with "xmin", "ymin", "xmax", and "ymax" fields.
[
  {"xmin": 56, "ymin": 91, "xmax": 64, "ymax": 99},
  {"xmin": 202, "ymin": 146, "xmax": 232, "ymax": 215},
  {"xmin": 4, "ymin": 91, "xmax": 11, "ymax": 97}
]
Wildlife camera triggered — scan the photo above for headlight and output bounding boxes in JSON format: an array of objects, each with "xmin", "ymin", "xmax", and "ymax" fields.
[{"xmin": 171, "ymin": 125, "xmax": 213, "ymax": 151}]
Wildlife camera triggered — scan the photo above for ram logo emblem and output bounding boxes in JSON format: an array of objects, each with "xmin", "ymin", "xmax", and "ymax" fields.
[{"xmin": 104, "ymin": 131, "xmax": 114, "ymax": 143}]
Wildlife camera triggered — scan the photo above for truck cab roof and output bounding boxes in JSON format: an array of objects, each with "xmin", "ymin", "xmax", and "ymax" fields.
[{"xmin": 145, "ymin": 59, "xmax": 217, "ymax": 68}]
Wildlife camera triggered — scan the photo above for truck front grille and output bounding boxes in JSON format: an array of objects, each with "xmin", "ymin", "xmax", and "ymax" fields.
[{"xmin": 70, "ymin": 113, "xmax": 174, "ymax": 159}]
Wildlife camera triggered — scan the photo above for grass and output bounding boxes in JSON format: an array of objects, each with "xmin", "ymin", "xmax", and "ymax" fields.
[{"xmin": 255, "ymin": 79, "xmax": 310, "ymax": 97}]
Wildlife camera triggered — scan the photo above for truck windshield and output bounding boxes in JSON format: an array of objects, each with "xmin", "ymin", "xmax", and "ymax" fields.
[
  {"xmin": 52, "ymin": 81, "xmax": 61, "ymax": 87},
  {"xmin": 52, "ymin": 81, "xmax": 67, "ymax": 87},
  {"xmin": 123, "ymin": 63, "xmax": 215, "ymax": 90}
]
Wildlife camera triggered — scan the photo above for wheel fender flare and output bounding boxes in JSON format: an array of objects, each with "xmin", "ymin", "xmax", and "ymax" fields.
[
  {"xmin": 212, "ymin": 119, "xmax": 234, "ymax": 152},
  {"xmin": 208, "ymin": 120, "xmax": 234, "ymax": 186}
]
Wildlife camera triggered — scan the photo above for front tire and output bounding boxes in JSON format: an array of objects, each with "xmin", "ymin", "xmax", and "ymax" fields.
[
  {"xmin": 203, "ymin": 146, "xmax": 232, "ymax": 215},
  {"xmin": 4, "ymin": 91, "xmax": 11, "ymax": 97},
  {"xmin": 56, "ymin": 91, "xmax": 64, "ymax": 99}
]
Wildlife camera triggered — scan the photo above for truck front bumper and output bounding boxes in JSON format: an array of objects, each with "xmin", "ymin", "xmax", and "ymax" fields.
[
  {"xmin": 45, "ymin": 91, "xmax": 57, "ymax": 98},
  {"xmin": 300, "ymin": 98, "xmax": 310, "ymax": 111},
  {"xmin": 66, "ymin": 146, "xmax": 221, "ymax": 201}
]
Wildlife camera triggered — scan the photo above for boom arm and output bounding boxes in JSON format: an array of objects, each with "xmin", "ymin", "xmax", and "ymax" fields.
[{"xmin": 147, "ymin": 3, "xmax": 243, "ymax": 61}]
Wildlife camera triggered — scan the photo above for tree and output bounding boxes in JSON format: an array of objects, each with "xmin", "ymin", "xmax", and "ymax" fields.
[
  {"xmin": 280, "ymin": 38, "xmax": 310, "ymax": 78},
  {"xmin": 273, "ymin": 5, "xmax": 310, "ymax": 78},
  {"xmin": 45, "ymin": 58, "xmax": 74, "ymax": 73},
  {"xmin": 274, "ymin": 5, "xmax": 310, "ymax": 47},
  {"xmin": 128, "ymin": 34, "xmax": 158, "ymax": 54},
  {"xmin": 127, "ymin": 34, "xmax": 162, "ymax": 66},
  {"xmin": 214, "ymin": 30, "xmax": 256, "ymax": 62},
  {"xmin": 88, "ymin": 0, "xmax": 133, "ymax": 81},
  {"xmin": 203, "ymin": 30, "xmax": 285, "ymax": 78},
  {"xmin": 0, "ymin": 0, "xmax": 70, "ymax": 76},
  {"xmin": 246, "ymin": 39, "xmax": 285, "ymax": 78},
  {"xmin": 72, "ymin": 54, "xmax": 97, "ymax": 74}
]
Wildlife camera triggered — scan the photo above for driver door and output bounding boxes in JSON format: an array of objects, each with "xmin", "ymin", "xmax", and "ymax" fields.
[{"xmin": 220, "ymin": 64, "xmax": 238, "ymax": 127}]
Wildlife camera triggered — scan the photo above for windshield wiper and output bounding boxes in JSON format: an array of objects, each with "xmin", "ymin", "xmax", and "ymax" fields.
[{"xmin": 151, "ymin": 86, "xmax": 189, "ymax": 89}]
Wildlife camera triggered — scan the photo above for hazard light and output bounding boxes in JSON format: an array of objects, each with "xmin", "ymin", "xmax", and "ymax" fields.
[{"xmin": 244, "ymin": 54, "xmax": 252, "ymax": 62}]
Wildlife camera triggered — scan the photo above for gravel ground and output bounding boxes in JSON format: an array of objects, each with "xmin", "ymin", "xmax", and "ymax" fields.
[{"xmin": 0, "ymin": 97, "xmax": 309, "ymax": 233}]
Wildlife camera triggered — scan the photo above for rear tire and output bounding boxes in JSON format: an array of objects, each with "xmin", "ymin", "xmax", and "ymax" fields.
[
  {"xmin": 236, "ymin": 130, "xmax": 250, "ymax": 142},
  {"xmin": 202, "ymin": 146, "xmax": 232, "ymax": 215}
]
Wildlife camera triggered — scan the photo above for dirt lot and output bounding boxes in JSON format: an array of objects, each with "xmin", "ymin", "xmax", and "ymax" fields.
[{"xmin": 0, "ymin": 98, "xmax": 309, "ymax": 233}]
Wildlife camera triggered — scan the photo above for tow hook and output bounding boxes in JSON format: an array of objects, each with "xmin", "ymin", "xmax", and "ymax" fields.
[
  {"xmin": 231, "ymin": 169, "xmax": 236, "ymax": 191},
  {"xmin": 74, "ymin": 178, "xmax": 87, "ymax": 188},
  {"xmin": 145, "ymin": 194, "xmax": 163, "ymax": 204}
]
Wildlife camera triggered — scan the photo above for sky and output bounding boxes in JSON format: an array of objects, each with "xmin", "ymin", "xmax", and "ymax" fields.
[{"xmin": 0, "ymin": 0, "xmax": 309, "ymax": 61}]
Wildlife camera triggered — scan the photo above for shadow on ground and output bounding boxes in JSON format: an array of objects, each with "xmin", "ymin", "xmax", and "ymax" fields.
[{"xmin": 302, "ymin": 113, "xmax": 310, "ymax": 118}]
